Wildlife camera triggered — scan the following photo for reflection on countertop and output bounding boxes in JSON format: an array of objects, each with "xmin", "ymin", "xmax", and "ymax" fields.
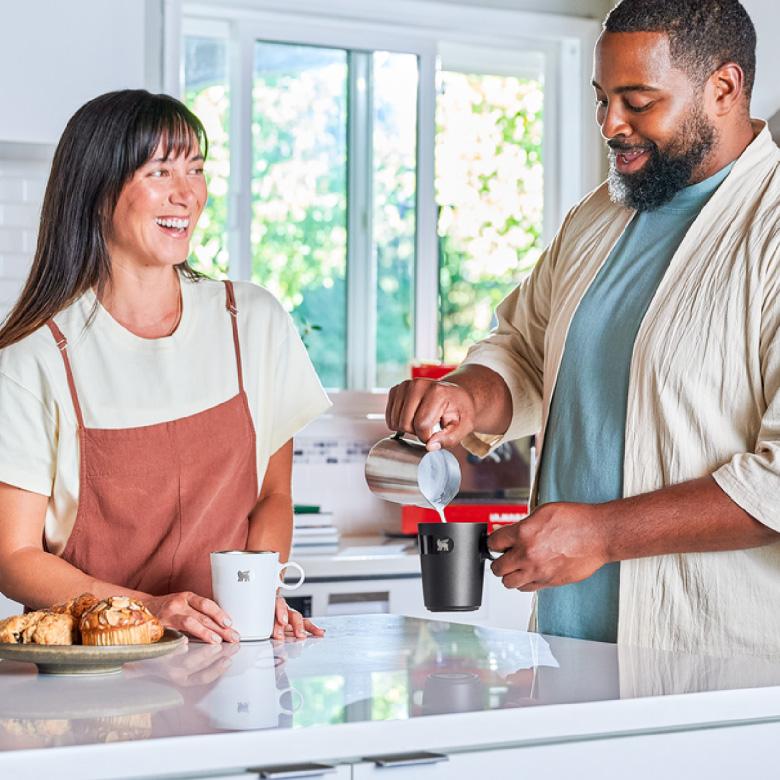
[{"xmin": 2, "ymin": 614, "xmax": 780, "ymax": 753}]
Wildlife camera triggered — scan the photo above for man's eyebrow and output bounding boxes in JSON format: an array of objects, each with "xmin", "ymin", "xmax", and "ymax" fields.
[{"xmin": 591, "ymin": 80, "xmax": 662, "ymax": 94}]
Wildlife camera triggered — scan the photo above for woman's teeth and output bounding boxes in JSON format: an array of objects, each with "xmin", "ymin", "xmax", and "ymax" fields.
[{"xmin": 155, "ymin": 217, "xmax": 189, "ymax": 230}]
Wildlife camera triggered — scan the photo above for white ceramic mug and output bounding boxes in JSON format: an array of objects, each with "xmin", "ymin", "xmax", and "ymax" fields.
[
  {"xmin": 196, "ymin": 642, "xmax": 303, "ymax": 730},
  {"xmin": 210, "ymin": 550, "xmax": 305, "ymax": 641}
]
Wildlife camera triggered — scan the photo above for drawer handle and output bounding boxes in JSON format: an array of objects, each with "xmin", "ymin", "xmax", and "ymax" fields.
[
  {"xmin": 371, "ymin": 752, "xmax": 449, "ymax": 768},
  {"xmin": 248, "ymin": 763, "xmax": 337, "ymax": 778}
]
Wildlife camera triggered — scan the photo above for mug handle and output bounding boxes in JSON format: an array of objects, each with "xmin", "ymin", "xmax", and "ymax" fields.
[
  {"xmin": 480, "ymin": 533, "xmax": 499, "ymax": 562},
  {"xmin": 277, "ymin": 560, "xmax": 305, "ymax": 590},
  {"xmin": 278, "ymin": 686, "xmax": 305, "ymax": 714}
]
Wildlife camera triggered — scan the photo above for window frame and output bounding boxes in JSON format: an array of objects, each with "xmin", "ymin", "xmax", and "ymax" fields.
[{"xmin": 168, "ymin": 0, "xmax": 602, "ymax": 391}]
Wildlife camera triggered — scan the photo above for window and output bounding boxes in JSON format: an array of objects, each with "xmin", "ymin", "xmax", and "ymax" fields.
[
  {"xmin": 436, "ymin": 46, "xmax": 546, "ymax": 365},
  {"xmin": 175, "ymin": 5, "xmax": 598, "ymax": 391}
]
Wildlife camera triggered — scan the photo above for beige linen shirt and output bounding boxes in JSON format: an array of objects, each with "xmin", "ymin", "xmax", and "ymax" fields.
[{"xmin": 463, "ymin": 122, "xmax": 780, "ymax": 656}]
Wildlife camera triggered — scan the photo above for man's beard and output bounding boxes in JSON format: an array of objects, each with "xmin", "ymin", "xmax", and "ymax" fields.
[{"xmin": 607, "ymin": 108, "xmax": 718, "ymax": 212}]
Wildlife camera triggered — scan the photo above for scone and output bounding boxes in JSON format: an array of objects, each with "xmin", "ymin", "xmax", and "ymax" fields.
[
  {"xmin": 0, "ymin": 615, "xmax": 30, "ymax": 644},
  {"xmin": 80, "ymin": 597, "xmax": 164, "ymax": 646},
  {"xmin": 21, "ymin": 612, "xmax": 74, "ymax": 646},
  {"xmin": 50, "ymin": 593, "xmax": 100, "ymax": 642},
  {"xmin": 51, "ymin": 592, "xmax": 100, "ymax": 622}
]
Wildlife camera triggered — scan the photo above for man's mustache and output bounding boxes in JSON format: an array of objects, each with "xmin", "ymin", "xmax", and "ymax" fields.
[{"xmin": 607, "ymin": 139, "xmax": 655, "ymax": 154}]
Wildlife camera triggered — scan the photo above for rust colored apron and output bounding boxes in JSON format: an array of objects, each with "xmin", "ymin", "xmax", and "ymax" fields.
[{"xmin": 45, "ymin": 281, "xmax": 258, "ymax": 599}]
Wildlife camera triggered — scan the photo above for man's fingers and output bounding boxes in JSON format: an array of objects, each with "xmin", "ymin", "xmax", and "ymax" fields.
[
  {"xmin": 518, "ymin": 581, "xmax": 545, "ymax": 592},
  {"xmin": 501, "ymin": 569, "xmax": 538, "ymax": 590},
  {"xmin": 399, "ymin": 381, "xmax": 437, "ymax": 437},
  {"xmin": 487, "ymin": 523, "xmax": 519, "ymax": 553},
  {"xmin": 385, "ymin": 384, "xmax": 398, "ymax": 430}
]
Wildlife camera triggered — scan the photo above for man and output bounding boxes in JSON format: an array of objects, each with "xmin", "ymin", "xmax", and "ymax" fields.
[{"xmin": 387, "ymin": 0, "xmax": 780, "ymax": 656}]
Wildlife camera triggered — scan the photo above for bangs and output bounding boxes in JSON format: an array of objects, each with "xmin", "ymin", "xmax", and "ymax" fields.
[{"xmin": 127, "ymin": 97, "xmax": 209, "ymax": 173}]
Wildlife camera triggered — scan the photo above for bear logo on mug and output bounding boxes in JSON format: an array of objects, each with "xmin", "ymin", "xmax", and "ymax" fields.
[
  {"xmin": 237, "ymin": 570, "xmax": 252, "ymax": 582},
  {"xmin": 436, "ymin": 538, "xmax": 451, "ymax": 553}
]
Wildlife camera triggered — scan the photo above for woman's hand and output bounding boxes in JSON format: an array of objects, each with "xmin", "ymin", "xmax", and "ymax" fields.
[
  {"xmin": 144, "ymin": 591, "xmax": 240, "ymax": 644},
  {"xmin": 161, "ymin": 641, "xmax": 240, "ymax": 687},
  {"xmin": 273, "ymin": 596, "xmax": 325, "ymax": 640}
]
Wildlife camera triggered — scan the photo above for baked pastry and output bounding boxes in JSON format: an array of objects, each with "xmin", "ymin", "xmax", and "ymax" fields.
[
  {"xmin": 80, "ymin": 596, "xmax": 164, "ymax": 646},
  {"xmin": 51, "ymin": 592, "xmax": 100, "ymax": 622},
  {"xmin": 0, "ymin": 612, "xmax": 74, "ymax": 646},
  {"xmin": 21, "ymin": 612, "xmax": 74, "ymax": 645},
  {"xmin": 0, "ymin": 615, "xmax": 30, "ymax": 644}
]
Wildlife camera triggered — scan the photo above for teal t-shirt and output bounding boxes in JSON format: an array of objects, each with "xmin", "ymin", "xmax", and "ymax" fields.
[{"xmin": 535, "ymin": 163, "xmax": 734, "ymax": 643}]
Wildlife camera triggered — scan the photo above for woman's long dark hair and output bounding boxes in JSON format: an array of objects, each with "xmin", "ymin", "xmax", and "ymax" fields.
[{"xmin": 0, "ymin": 90, "xmax": 209, "ymax": 348}]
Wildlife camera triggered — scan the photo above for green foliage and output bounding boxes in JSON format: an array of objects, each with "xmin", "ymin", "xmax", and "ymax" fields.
[
  {"xmin": 185, "ymin": 49, "xmax": 545, "ymax": 386},
  {"xmin": 436, "ymin": 72, "xmax": 544, "ymax": 364}
]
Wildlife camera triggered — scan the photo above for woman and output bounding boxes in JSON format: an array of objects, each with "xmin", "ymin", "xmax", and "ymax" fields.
[{"xmin": 0, "ymin": 90, "xmax": 331, "ymax": 644}]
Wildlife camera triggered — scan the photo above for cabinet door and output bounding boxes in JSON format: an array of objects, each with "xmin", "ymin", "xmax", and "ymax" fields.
[
  {"xmin": 354, "ymin": 720, "xmax": 780, "ymax": 779},
  {"xmin": 246, "ymin": 763, "xmax": 352, "ymax": 779}
]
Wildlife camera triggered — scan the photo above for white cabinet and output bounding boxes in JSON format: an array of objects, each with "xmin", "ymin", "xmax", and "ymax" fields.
[
  {"xmin": 352, "ymin": 720, "xmax": 780, "ymax": 779},
  {"xmin": 181, "ymin": 765, "xmax": 351, "ymax": 779}
]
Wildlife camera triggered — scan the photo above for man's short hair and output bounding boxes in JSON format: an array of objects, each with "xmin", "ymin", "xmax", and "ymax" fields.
[{"xmin": 604, "ymin": 0, "xmax": 756, "ymax": 102}]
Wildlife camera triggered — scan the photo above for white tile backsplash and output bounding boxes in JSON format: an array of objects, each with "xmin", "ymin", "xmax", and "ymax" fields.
[{"xmin": 0, "ymin": 141, "xmax": 51, "ymax": 320}]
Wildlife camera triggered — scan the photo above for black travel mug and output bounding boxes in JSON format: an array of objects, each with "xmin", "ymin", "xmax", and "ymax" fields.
[{"xmin": 417, "ymin": 522, "xmax": 496, "ymax": 611}]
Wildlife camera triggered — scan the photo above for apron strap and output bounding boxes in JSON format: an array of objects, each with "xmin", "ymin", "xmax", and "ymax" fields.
[
  {"xmin": 223, "ymin": 280, "xmax": 245, "ymax": 395},
  {"xmin": 46, "ymin": 320, "xmax": 86, "ymax": 430}
]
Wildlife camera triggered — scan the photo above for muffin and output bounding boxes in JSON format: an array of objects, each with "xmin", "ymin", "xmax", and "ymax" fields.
[{"xmin": 80, "ymin": 597, "xmax": 164, "ymax": 646}]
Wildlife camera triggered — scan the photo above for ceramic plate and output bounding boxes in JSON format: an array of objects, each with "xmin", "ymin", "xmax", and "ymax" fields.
[{"xmin": 0, "ymin": 628, "xmax": 186, "ymax": 675}]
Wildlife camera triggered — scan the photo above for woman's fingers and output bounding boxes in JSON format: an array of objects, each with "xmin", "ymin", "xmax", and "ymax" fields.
[
  {"xmin": 287, "ymin": 609, "xmax": 307, "ymax": 639},
  {"xmin": 180, "ymin": 614, "xmax": 223, "ymax": 644},
  {"xmin": 303, "ymin": 617, "xmax": 325, "ymax": 637},
  {"xmin": 188, "ymin": 593, "xmax": 234, "ymax": 631},
  {"xmin": 274, "ymin": 597, "xmax": 289, "ymax": 639},
  {"xmin": 186, "ymin": 593, "xmax": 239, "ymax": 642}
]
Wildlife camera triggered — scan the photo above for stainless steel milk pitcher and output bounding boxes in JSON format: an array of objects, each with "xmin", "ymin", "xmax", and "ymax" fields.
[{"xmin": 364, "ymin": 432, "xmax": 461, "ymax": 510}]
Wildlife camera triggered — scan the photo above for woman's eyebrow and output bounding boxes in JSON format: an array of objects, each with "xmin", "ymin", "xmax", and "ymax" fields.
[{"xmin": 148, "ymin": 153, "xmax": 205, "ymax": 163}]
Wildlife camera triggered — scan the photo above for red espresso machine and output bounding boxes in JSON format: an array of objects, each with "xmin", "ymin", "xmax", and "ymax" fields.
[{"xmin": 400, "ymin": 363, "xmax": 532, "ymax": 534}]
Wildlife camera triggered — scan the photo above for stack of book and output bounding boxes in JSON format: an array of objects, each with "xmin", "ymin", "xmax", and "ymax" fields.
[{"xmin": 292, "ymin": 506, "xmax": 340, "ymax": 556}]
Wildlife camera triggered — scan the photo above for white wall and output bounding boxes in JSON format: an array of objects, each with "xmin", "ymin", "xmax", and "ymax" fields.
[
  {"xmin": 429, "ymin": 0, "xmax": 611, "ymax": 19},
  {"xmin": 742, "ymin": 0, "xmax": 780, "ymax": 123},
  {"xmin": 0, "ymin": 1, "xmax": 149, "ymax": 144}
]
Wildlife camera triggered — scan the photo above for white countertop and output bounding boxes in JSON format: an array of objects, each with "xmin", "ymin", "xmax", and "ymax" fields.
[{"xmin": 2, "ymin": 615, "xmax": 780, "ymax": 779}]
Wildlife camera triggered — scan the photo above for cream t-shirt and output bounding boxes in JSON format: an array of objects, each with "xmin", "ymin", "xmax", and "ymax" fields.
[{"xmin": 0, "ymin": 274, "xmax": 332, "ymax": 555}]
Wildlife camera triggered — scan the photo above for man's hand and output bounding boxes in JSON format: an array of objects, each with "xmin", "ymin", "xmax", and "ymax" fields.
[
  {"xmin": 487, "ymin": 503, "xmax": 611, "ymax": 591},
  {"xmin": 385, "ymin": 378, "xmax": 477, "ymax": 451}
]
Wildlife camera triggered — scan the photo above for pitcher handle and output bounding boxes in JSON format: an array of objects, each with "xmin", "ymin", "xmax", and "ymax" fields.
[{"xmin": 392, "ymin": 422, "xmax": 442, "ymax": 442}]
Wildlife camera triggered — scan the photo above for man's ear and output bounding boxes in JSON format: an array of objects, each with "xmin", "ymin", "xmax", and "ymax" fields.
[{"xmin": 708, "ymin": 62, "xmax": 747, "ymax": 116}]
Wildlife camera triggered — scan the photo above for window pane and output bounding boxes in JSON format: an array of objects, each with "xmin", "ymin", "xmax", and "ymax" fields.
[
  {"xmin": 436, "ymin": 69, "xmax": 544, "ymax": 364},
  {"xmin": 252, "ymin": 42, "xmax": 348, "ymax": 389},
  {"xmin": 373, "ymin": 51, "xmax": 418, "ymax": 389},
  {"xmin": 183, "ymin": 36, "xmax": 230, "ymax": 278}
]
